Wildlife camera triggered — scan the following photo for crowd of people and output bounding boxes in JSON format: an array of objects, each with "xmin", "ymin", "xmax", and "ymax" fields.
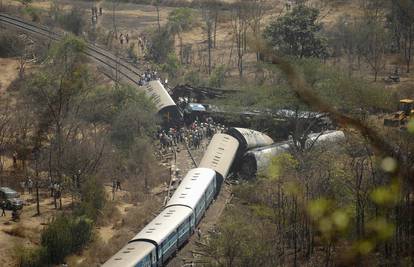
[
  {"xmin": 138, "ymin": 69, "xmax": 160, "ymax": 86},
  {"xmin": 156, "ymin": 118, "xmax": 226, "ymax": 152},
  {"xmin": 119, "ymin": 33, "xmax": 130, "ymax": 45},
  {"xmin": 91, "ymin": 6, "xmax": 103, "ymax": 24}
]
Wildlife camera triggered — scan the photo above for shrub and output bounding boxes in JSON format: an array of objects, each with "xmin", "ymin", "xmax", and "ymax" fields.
[
  {"xmin": 127, "ymin": 43, "xmax": 138, "ymax": 63},
  {"xmin": 0, "ymin": 31, "xmax": 25, "ymax": 57},
  {"xmin": 162, "ymin": 53, "xmax": 181, "ymax": 79},
  {"xmin": 70, "ymin": 216, "xmax": 94, "ymax": 252},
  {"xmin": 22, "ymin": 6, "xmax": 40, "ymax": 22},
  {"xmin": 58, "ymin": 7, "xmax": 85, "ymax": 36},
  {"xmin": 208, "ymin": 65, "xmax": 227, "ymax": 88},
  {"xmin": 75, "ymin": 176, "xmax": 106, "ymax": 221},
  {"xmin": 15, "ymin": 246, "xmax": 47, "ymax": 267},
  {"xmin": 41, "ymin": 216, "xmax": 73, "ymax": 264},
  {"xmin": 41, "ymin": 215, "xmax": 94, "ymax": 264},
  {"xmin": 184, "ymin": 70, "xmax": 204, "ymax": 86},
  {"xmin": 148, "ymin": 28, "xmax": 174, "ymax": 63}
]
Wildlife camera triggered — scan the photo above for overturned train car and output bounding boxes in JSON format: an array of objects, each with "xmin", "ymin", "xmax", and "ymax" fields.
[
  {"xmin": 240, "ymin": 130, "xmax": 346, "ymax": 179},
  {"xmin": 141, "ymin": 80, "xmax": 182, "ymax": 125}
]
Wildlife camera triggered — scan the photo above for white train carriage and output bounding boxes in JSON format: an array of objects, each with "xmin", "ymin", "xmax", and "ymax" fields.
[
  {"xmin": 199, "ymin": 134, "xmax": 239, "ymax": 188},
  {"xmin": 240, "ymin": 141, "xmax": 292, "ymax": 179},
  {"xmin": 226, "ymin": 127, "xmax": 274, "ymax": 161},
  {"xmin": 102, "ymin": 241, "xmax": 156, "ymax": 267},
  {"xmin": 240, "ymin": 130, "xmax": 346, "ymax": 179},
  {"xmin": 166, "ymin": 168, "xmax": 216, "ymax": 226},
  {"xmin": 305, "ymin": 130, "xmax": 345, "ymax": 148}
]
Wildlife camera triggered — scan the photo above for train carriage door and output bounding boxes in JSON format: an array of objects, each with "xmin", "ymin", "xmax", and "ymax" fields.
[{"xmin": 151, "ymin": 250, "xmax": 157, "ymax": 267}]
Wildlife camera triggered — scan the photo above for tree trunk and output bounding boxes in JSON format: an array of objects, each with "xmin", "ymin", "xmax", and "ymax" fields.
[
  {"xmin": 213, "ymin": 11, "xmax": 218, "ymax": 48},
  {"xmin": 35, "ymin": 157, "xmax": 40, "ymax": 215},
  {"xmin": 207, "ymin": 23, "xmax": 212, "ymax": 75},
  {"xmin": 156, "ymin": 5, "xmax": 161, "ymax": 33}
]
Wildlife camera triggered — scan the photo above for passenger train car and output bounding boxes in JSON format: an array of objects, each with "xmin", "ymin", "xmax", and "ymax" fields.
[
  {"xmin": 240, "ymin": 130, "xmax": 346, "ymax": 179},
  {"xmin": 140, "ymin": 80, "xmax": 182, "ymax": 124},
  {"xmin": 103, "ymin": 128, "xmax": 273, "ymax": 267},
  {"xmin": 227, "ymin": 127, "xmax": 274, "ymax": 160}
]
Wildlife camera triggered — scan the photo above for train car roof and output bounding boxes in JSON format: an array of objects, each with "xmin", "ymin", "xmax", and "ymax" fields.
[
  {"xmin": 102, "ymin": 241, "xmax": 155, "ymax": 267},
  {"xmin": 130, "ymin": 205, "xmax": 192, "ymax": 245},
  {"xmin": 140, "ymin": 80, "xmax": 176, "ymax": 112},
  {"xmin": 166, "ymin": 168, "xmax": 215, "ymax": 210},
  {"xmin": 252, "ymin": 143, "xmax": 291, "ymax": 173},
  {"xmin": 199, "ymin": 133, "xmax": 239, "ymax": 179},
  {"xmin": 227, "ymin": 127, "xmax": 274, "ymax": 150},
  {"xmin": 307, "ymin": 130, "xmax": 345, "ymax": 142}
]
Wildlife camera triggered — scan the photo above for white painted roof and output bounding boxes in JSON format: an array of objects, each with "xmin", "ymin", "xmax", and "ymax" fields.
[
  {"xmin": 140, "ymin": 80, "xmax": 176, "ymax": 111},
  {"xmin": 251, "ymin": 142, "xmax": 292, "ymax": 172},
  {"xmin": 166, "ymin": 168, "xmax": 215, "ymax": 210},
  {"xmin": 231, "ymin": 128, "xmax": 274, "ymax": 149},
  {"xmin": 248, "ymin": 130, "xmax": 345, "ymax": 173},
  {"xmin": 199, "ymin": 134, "xmax": 239, "ymax": 178},
  {"xmin": 130, "ymin": 205, "xmax": 192, "ymax": 245},
  {"xmin": 306, "ymin": 131, "xmax": 345, "ymax": 147},
  {"xmin": 102, "ymin": 241, "xmax": 155, "ymax": 267}
]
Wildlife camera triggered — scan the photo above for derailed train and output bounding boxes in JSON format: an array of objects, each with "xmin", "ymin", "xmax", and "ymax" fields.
[
  {"xmin": 239, "ymin": 130, "xmax": 346, "ymax": 179},
  {"xmin": 102, "ymin": 128, "xmax": 274, "ymax": 267}
]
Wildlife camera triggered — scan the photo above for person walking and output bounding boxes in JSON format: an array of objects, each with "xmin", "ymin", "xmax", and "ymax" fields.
[
  {"xmin": 1, "ymin": 200, "xmax": 6, "ymax": 216},
  {"xmin": 27, "ymin": 178, "xmax": 33, "ymax": 194},
  {"xmin": 116, "ymin": 179, "xmax": 121, "ymax": 191}
]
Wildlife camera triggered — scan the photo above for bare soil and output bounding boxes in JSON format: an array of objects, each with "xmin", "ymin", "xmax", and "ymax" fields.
[{"xmin": 0, "ymin": 58, "xmax": 19, "ymax": 95}]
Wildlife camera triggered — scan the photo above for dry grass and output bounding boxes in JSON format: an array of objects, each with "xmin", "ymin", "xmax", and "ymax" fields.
[
  {"xmin": 2, "ymin": 223, "xmax": 40, "ymax": 244},
  {"xmin": 2, "ymin": 224, "xmax": 27, "ymax": 238}
]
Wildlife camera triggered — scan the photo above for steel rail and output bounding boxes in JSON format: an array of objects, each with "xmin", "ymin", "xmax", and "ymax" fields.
[
  {"xmin": 0, "ymin": 13, "xmax": 148, "ymax": 91},
  {"xmin": 0, "ymin": 13, "xmax": 144, "ymax": 77}
]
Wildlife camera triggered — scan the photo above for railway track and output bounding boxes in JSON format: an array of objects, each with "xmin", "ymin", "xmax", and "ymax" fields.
[{"xmin": 0, "ymin": 13, "xmax": 173, "ymax": 110}]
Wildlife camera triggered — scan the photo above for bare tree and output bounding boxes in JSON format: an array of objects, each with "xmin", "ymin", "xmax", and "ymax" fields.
[
  {"xmin": 201, "ymin": 0, "xmax": 215, "ymax": 75},
  {"xmin": 230, "ymin": 1, "xmax": 251, "ymax": 78}
]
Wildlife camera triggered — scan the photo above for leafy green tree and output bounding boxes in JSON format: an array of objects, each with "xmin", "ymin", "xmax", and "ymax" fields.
[
  {"xmin": 148, "ymin": 27, "xmax": 174, "ymax": 63},
  {"xmin": 388, "ymin": 0, "xmax": 414, "ymax": 72},
  {"xmin": 58, "ymin": 7, "xmax": 86, "ymax": 36},
  {"xmin": 184, "ymin": 70, "xmax": 204, "ymax": 86},
  {"xmin": 41, "ymin": 215, "xmax": 93, "ymax": 264},
  {"xmin": 19, "ymin": 0, "xmax": 32, "ymax": 6},
  {"xmin": 76, "ymin": 176, "xmax": 106, "ymax": 221},
  {"xmin": 161, "ymin": 53, "xmax": 181, "ymax": 80},
  {"xmin": 167, "ymin": 8, "xmax": 195, "ymax": 63},
  {"xmin": 208, "ymin": 64, "xmax": 227, "ymax": 88},
  {"xmin": 0, "ymin": 30, "xmax": 25, "ymax": 57},
  {"xmin": 263, "ymin": 5, "xmax": 328, "ymax": 58},
  {"xmin": 23, "ymin": 36, "xmax": 88, "ymax": 183}
]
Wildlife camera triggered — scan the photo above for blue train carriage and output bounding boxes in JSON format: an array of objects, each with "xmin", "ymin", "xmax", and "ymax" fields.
[
  {"xmin": 130, "ymin": 205, "xmax": 193, "ymax": 266},
  {"xmin": 199, "ymin": 134, "xmax": 239, "ymax": 191},
  {"xmin": 166, "ymin": 168, "xmax": 216, "ymax": 226},
  {"xmin": 102, "ymin": 240, "xmax": 156, "ymax": 267}
]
